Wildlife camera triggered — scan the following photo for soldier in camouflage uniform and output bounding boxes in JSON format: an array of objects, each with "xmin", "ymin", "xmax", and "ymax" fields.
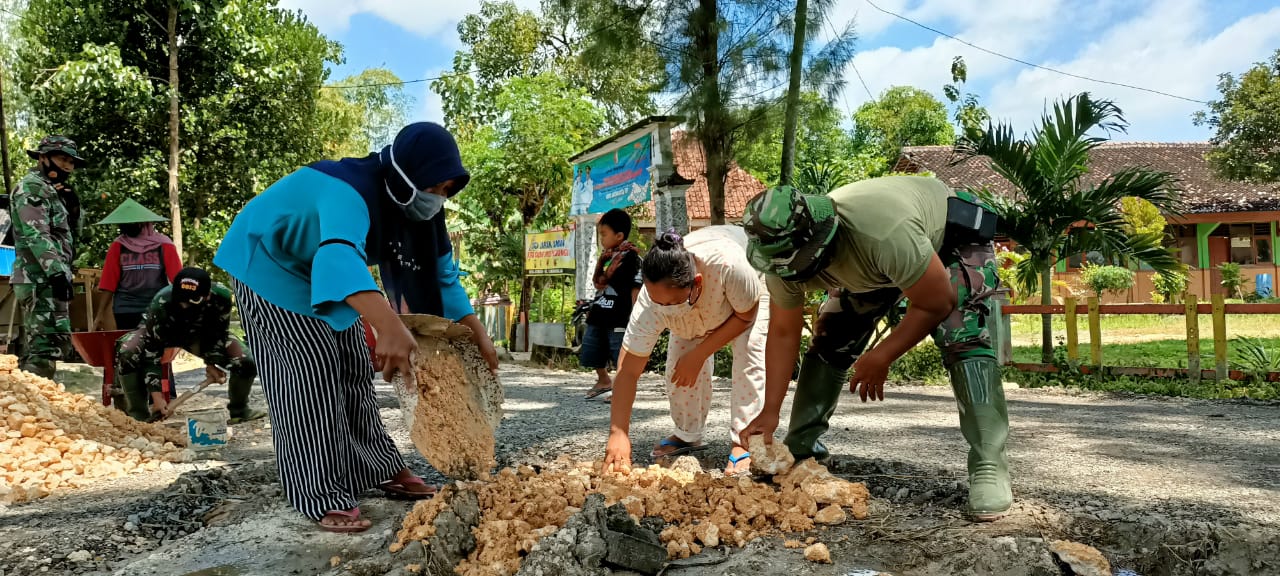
[
  {"xmin": 740, "ymin": 177, "xmax": 1011, "ymax": 522},
  {"xmin": 116, "ymin": 267, "xmax": 266, "ymax": 424},
  {"xmin": 10, "ymin": 136, "xmax": 85, "ymax": 378}
]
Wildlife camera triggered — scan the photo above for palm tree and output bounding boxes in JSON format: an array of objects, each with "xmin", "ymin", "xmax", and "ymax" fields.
[{"xmin": 955, "ymin": 93, "xmax": 1183, "ymax": 363}]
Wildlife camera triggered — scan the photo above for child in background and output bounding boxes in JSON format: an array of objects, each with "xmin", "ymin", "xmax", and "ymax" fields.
[{"xmin": 581, "ymin": 209, "xmax": 642, "ymax": 399}]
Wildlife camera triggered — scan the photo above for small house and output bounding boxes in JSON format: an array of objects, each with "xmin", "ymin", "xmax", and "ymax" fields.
[{"xmin": 895, "ymin": 143, "xmax": 1280, "ymax": 302}]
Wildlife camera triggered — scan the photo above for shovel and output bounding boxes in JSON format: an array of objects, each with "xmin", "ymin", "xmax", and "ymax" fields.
[{"xmin": 157, "ymin": 364, "xmax": 228, "ymax": 421}]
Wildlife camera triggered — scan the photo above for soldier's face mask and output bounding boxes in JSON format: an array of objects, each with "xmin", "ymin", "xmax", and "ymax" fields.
[
  {"xmin": 386, "ymin": 146, "xmax": 447, "ymax": 222},
  {"xmin": 41, "ymin": 154, "xmax": 73, "ymax": 184}
]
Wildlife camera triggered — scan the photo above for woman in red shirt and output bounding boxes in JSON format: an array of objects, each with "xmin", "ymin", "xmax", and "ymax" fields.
[{"xmin": 97, "ymin": 199, "xmax": 182, "ymax": 329}]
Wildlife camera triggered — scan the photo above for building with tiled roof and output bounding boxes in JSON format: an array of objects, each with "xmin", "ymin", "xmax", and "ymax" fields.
[
  {"xmin": 895, "ymin": 143, "xmax": 1280, "ymax": 301},
  {"xmin": 635, "ymin": 131, "xmax": 766, "ymax": 230}
]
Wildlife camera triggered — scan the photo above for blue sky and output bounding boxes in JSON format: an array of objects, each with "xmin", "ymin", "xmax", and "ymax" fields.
[{"xmin": 280, "ymin": 0, "xmax": 1280, "ymax": 142}]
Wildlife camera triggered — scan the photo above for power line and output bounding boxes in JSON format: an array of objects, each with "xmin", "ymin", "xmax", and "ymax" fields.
[
  {"xmin": 863, "ymin": 0, "xmax": 1208, "ymax": 105},
  {"xmin": 322, "ymin": 76, "xmax": 439, "ymax": 90},
  {"xmin": 824, "ymin": 8, "xmax": 872, "ymax": 111}
]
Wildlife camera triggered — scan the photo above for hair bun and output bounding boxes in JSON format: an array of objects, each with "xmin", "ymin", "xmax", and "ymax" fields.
[{"xmin": 655, "ymin": 229, "xmax": 684, "ymax": 250}]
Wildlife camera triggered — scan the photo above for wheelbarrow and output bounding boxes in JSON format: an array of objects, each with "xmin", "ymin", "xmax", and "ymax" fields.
[{"xmin": 70, "ymin": 330, "xmax": 179, "ymax": 406}]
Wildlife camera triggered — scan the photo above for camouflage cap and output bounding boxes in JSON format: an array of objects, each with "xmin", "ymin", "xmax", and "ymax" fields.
[
  {"xmin": 26, "ymin": 135, "xmax": 87, "ymax": 166},
  {"xmin": 742, "ymin": 186, "xmax": 839, "ymax": 281}
]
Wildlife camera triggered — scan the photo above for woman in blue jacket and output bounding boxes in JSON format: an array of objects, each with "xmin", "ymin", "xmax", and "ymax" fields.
[{"xmin": 214, "ymin": 123, "xmax": 498, "ymax": 532}]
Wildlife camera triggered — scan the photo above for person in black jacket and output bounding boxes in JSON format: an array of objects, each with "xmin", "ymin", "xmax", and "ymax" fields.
[{"xmin": 581, "ymin": 209, "xmax": 642, "ymax": 399}]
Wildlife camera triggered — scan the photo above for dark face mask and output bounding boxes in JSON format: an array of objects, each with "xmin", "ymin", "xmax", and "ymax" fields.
[
  {"xmin": 120, "ymin": 223, "xmax": 143, "ymax": 237},
  {"xmin": 41, "ymin": 158, "xmax": 71, "ymax": 184}
]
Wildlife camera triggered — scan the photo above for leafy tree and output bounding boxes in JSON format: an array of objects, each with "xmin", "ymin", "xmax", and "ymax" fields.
[
  {"xmin": 433, "ymin": 0, "xmax": 662, "ymax": 137},
  {"xmin": 14, "ymin": 0, "xmax": 346, "ymax": 268},
  {"xmin": 735, "ymin": 91, "xmax": 863, "ymax": 187},
  {"xmin": 956, "ymin": 92, "xmax": 1183, "ymax": 363},
  {"xmin": 558, "ymin": 0, "xmax": 855, "ymax": 224},
  {"xmin": 941, "ymin": 56, "xmax": 989, "ymax": 141},
  {"xmin": 325, "ymin": 68, "xmax": 413, "ymax": 151},
  {"xmin": 449, "ymin": 72, "xmax": 605, "ymax": 322},
  {"xmin": 853, "ymin": 86, "xmax": 954, "ymax": 167},
  {"xmin": 1120, "ymin": 196, "xmax": 1166, "ymax": 240},
  {"xmin": 1194, "ymin": 49, "xmax": 1280, "ymax": 182}
]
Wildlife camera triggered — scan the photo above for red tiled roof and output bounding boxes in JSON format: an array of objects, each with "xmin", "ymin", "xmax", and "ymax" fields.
[
  {"xmin": 894, "ymin": 143, "xmax": 1280, "ymax": 215},
  {"xmin": 639, "ymin": 132, "xmax": 765, "ymax": 222}
]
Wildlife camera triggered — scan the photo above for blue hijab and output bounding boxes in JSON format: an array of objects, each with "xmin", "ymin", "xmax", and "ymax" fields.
[{"xmin": 309, "ymin": 122, "xmax": 470, "ymax": 316}]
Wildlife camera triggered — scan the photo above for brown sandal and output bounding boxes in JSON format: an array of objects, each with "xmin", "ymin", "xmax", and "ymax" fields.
[{"xmin": 318, "ymin": 507, "xmax": 370, "ymax": 533}]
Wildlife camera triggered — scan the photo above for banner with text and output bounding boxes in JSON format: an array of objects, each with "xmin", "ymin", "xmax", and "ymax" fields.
[
  {"xmin": 524, "ymin": 228, "xmax": 576, "ymax": 276},
  {"xmin": 570, "ymin": 133, "xmax": 653, "ymax": 215}
]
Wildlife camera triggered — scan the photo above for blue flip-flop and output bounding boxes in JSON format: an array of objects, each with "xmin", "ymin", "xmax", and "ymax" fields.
[
  {"xmin": 726, "ymin": 451, "xmax": 752, "ymax": 477},
  {"xmin": 650, "ymin": 437, "xmax": 707, "ymax": 459}
]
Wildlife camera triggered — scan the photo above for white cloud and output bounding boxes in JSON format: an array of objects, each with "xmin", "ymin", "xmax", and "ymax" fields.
[
  {"xmin": 421, "ymin": 68, "xmax": 446, "ymax": 123},
  {"xmin": 276, "ymin": 0, "xmax": 541, "ymax": 40},
  {"xmin": 829, "ymin": 0, "xmax": 1280, "ymax": 141},
  {"xmin": 986, "ymin": 0, "xmax": 1280, "ymax": 141},
  {"xmin": 829, "ymin": 0, "xmax": 1066, "ymax": 111}
]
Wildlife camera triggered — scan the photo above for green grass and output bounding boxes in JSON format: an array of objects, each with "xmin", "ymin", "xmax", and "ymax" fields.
[
  {"xmin": 1007, "ymin": 369, "xmax": 1280, "ymax": 400},
  {"xmin": 1008, "ymin": 313, "xmax": 1280, "ymax": 347},
  {"xmin": 1011, "ymin": 337, "xmax": 1280, "ymax": 368}
]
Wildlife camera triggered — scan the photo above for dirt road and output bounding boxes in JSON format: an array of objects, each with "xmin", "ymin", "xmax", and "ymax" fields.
[{"xmin": 1, "ymin": 362, "xmax": 1277, "ymax": 575}]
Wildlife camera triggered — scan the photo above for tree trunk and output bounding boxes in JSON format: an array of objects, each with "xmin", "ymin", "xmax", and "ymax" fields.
[
  {"xmin": 778, "ymin": 0, "xmax": 808, "ymax": 187},
  {"xmin": 166, "ymin": 3, "xmax": 183, "ymax": 257},
  {"xmin": 693, "ymin": 0, "xmax": 727, "ymax": 225},
  {"xmin": 704, "ymin": 138, "xmax": 728, "ymax": 225},
  {"xmin": 1040, "ymin": 266, "xmax": 1053, "ymax": 364},
  {"xmin": 0, "ymin": 69, "xmax": 12, "ymax": 194},
  {"xmin": 517, "ymin": 273, "xmax": 533, "ymax": 352}
]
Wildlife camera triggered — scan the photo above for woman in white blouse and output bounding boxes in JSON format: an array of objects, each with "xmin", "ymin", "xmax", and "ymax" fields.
[{"xmin": 602, "ymin": 226, "xmax": 769, "ymax": 475}]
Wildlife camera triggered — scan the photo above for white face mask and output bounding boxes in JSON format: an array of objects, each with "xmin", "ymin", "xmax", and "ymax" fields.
[{"xmin": 386, "ymin": 146, "xmax": 445, "ymax": 222}]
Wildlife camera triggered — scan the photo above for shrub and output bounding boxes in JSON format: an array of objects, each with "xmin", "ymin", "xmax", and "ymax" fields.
[
  {"xmin": 1219, "ymin": 262, "xmax": 1245, "ymax": 298},
  {"xmin": 1080, "ymin": 264, "xmax": 1135, "ymax": 299},
  {"xmin": 1232, "ymin": 337, "xmax": 1280, "ymax": 383},
  {"xmin": 888, "ymin": 344, "xmax": 948, "ymax": 384},
  {"xmin": 1152, "ymin": 269, "xmax": 1189, "ymax": 303}
]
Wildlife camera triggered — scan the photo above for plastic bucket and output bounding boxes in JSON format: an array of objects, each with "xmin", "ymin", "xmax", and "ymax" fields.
[
  {"xmin": 1256, "ymin": 273, "xmax": 1273, "ymax": 298},
  {"xmin": 185, "ymin": 407, "xmax": 229, "ymax": 451},
  {"xmin": 0, "ymin": 246, "xmax": 15, "ymax": 277}
]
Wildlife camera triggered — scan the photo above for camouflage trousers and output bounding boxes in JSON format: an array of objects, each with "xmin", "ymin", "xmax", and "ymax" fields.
[
  {"xmin": 116, "ymin": 331, "xmax": 258, "ymax": 395},
  {"xmin": 13, "ymin": 282, "xmax": 71, "ymax": 378},
  {"xmin": 807, "ymin": 242, "xmax": 1000, "ymax": 370}
]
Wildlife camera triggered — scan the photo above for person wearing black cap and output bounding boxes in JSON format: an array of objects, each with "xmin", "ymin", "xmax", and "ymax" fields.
[
  {"xmin": 213, "ymin": 122, "xmax": 498, "ymax": 533},
  {"xmin": 114, "ymin": 267, "xmax": 264, "ymax": 423}
]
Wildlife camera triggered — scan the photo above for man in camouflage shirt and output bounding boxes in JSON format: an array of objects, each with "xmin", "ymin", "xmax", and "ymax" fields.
[
  {"xmin": 116, "ymin": 267, "xmax": 266, "ymax": 423},
  {"xmin": 10, "ymin": 136, "xmax": 85, "ymax": 378},
  {"xmin": 739, "ymin": 177, "xmax": 1011, "ymax": 522}
]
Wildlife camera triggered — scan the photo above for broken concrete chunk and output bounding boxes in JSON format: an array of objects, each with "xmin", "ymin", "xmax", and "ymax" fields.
[
  {"xmin": 804, "ymin": 542, "xmax": 832, "ymax": 563},
  {"xmin": 747, "ymin": 435, "xmax": 795, "ymax": 475},
  {"xmin": 1048, "ymin": 540, "xmax": 1111, "ymax": 576}
]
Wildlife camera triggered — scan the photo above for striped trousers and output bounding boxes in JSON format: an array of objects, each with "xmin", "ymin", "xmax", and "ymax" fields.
[{"xmin": 234, "ymin": 282, "xmax": 405, "ymax": 520}]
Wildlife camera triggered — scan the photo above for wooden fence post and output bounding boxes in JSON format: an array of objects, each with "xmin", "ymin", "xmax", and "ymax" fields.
[
  {"xmin": 1064, "ymin": 297, "xmax": 1078, "ymax": 362},
  {"xmin": 1186, "ymin": 294, "xmax": 1200, "ymax": 382},
  {"xmin": 1088, "ymin": 297, "xmax": 1101, "ymax": 366},
  {"xmin": 1213, "ymin": 294, "xmax": 1228, "ymax": 380}
]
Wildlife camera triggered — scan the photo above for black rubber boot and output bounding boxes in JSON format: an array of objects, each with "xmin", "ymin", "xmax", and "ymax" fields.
[
  {"xmin": 782, "ymin": 357, "xmax": 848, "ymax": 462},
  {"xmin": 226, "ymin": 374, "xmax": 266, "ymax": 424},
  {"xmin": 950, "ymin": 358, "xmax": 1012, "ymax": 521},
  {"xmin": 120, "ymin": 372, "xmax": 151, "ymax": 422}
]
